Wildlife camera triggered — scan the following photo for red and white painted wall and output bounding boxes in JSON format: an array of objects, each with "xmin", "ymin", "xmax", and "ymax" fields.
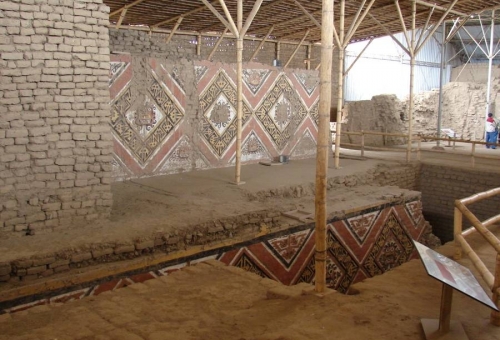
[{"xmin": 109, "ymin": 55, "xmax": 319, "ymax": 180}]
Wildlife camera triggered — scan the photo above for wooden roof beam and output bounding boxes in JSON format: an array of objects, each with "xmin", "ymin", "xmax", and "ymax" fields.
[
  {"xmin": 200, "ymin": 0, "xmax": 237, "ymax": 36},
  {"xmin": 110, "ymin": 0, "xmax": 147, "ymax": 18},
  {"xmin": 283, "ymin": 29, "xmax": 310, "ymax": 68},
  {"xmin": 344, "ymin": 0, "xmax": 376, "ymax": 45},
  {"xmin": 165, "ymin": 16, "xmax": 183, "ymax": 44},
  {"xmin": 218, "ymin": 0, "xmax": 238, "ymax": 36},
  {"xmin": 368, "ymin": 13, "xmax": 410, "ymax": 55},
  {"xmin": 249, "ymin": 25, "xmax": 274, "ymax": 61},
  {"xmin": 415, "ymin": 5, "xmax": 435, "ymax": 48},
  {"xmin": 207, "ymin": 28, "xmax": 230, "ymax": 60},
  {"xmin": 152, "ymin": 2, "xmax": 216, "ymax": 29},
  {"xmin": 394, "ymin": 0, "xmax": 412, "ymax": 52},
  {"xmin": 250, "ymin": 9, "xmax": 322, "ymax": 36},
  {"xmin": 415, "ymin": 0, "xmax": 468, "ymax": 17},
  {"xmin": 115, "ymin": 8, "xmax": 127, "ymax": 29},
  {"xmin": 197, "ymin": 0, "xmax": 287, "ymax": 35},
  {"xmin": 415, "ymin": 0, "xmax": 460, "ymax": 54},
  {"xmin": 356, "ymin": 10, "xmax": 427, "ymax": 35},
  {"xmin": 241, "ymin": 0, "xmax": 265, "ymax": 36},
  {"xmin": 293, "ymin": 0, "xmax": 321, "ymax": 28}
]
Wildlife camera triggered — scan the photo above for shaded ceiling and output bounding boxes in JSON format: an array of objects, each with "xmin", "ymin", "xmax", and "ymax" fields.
[{"xmin": 106, "ymin": 0, "xmax": 500, "ymax": 44}]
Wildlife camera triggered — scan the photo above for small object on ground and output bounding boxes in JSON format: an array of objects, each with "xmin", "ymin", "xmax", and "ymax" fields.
[{"xmin": 259, "ymin": 161, "xmax": 283, "ymax": 166}]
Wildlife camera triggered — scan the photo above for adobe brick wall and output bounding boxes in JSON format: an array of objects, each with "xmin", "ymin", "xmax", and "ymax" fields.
[
  {"xmin": 0, "ymin": 0, "xmax": 113, "ymax": 233},
  {"xmin": 108, "ymin": 29, "xmax": 339, "ymax": 105},
  {"xmin": 109, "ymin": 28, "xmax": 321, "ymax": 70},
  {"xmin": 420, "ymin": 163, "xmax": 500, "ymax": 243}
]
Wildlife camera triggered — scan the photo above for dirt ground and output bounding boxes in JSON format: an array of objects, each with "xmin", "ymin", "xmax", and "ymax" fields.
[{"xmin": 0, "ymin": 227, "xmax": 499, "ymax": 340}]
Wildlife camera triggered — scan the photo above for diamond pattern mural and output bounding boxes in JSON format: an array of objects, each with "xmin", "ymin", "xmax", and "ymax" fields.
[
  {"xmin": 294, "ymin": 72, "xmax": 319, "ymax": 97},
  {"xmin": 111, "ymin": 59, "xmax": 184, "ymax": 167},
  {"xmin": 110, "ymin": 58, "xmax": 318, "ymax": 178},
  {"xmin": 255, "ymin": 75, "xmax": 308, "ymax": 151},
  {"xmin": 199, "ymin": 70, "xmax": 252, "ymax": 157},
  {"xmin": 219, "ymin": 202, "xmax": 427, "ymax": 294},
  {"xmin": 242, "ymin": 69, "xmax": 272, "ymax": 95}
]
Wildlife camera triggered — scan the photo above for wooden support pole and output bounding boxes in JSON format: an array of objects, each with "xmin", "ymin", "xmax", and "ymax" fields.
[
  {"xmin": 344, "ymin": 0, "xmax": 375, "ymax": 44},
  {"xmin": 415, "ymin": 0, "xmax": 460, "ymax": 54},
  {"xmin": 406, "ymin": 0, "xmax": 416, "ymax": 163},
  {"xmin": 446, "ymin": 17, "xmax": 469, "ymax": 44},
  {"xmin": 234, "ymin": 0, "xmax": 243, "ymax": 185},
  {"xmin": 491, "ymin": 254, "xmax": 500, "ymax": 326},
  {"xmin": 439, "ymin": 284, "xmax": 453, "ymax": 333},
  {"xmin": 249, "ymin": 26, "xmax": 274, "ymax": 61},
  {"xmin": 200, "ymin": 0, "xmax": 237, "ymax": 36},
  {"xmin": 345, "ymin": 0, "xmax": 366, "ymax": 41},
  {"xmin": 454, "ymin": 207, "xmax": 463, "ymax": 260},
  {"xmin": 241, "ymin": 0, "xmax": 264, "ymax": 36},
  {"xmin": 115, "ymin": 8, "xmax": 128, "ymax": 29},
  {"xmin": 208, "ymin": 28, "xmax": 229, "ymax": 60},
  {"xmin": 344, "ymin": 38, "xmax": 373, "ymax": 76},
  {"xmin": 415, "ymin": 6, "xmax": 435, "ymax": 49},
  {"xmin": 165, "ymin": 17, "xmax": 183, "ymax": 44},
  {"xmin": 284, "ymin": 29, "xmax": 309, "ymax": 68},
  {"xmin": 218, "ymin": 0, "xmax": 239, "ymax": 37},
  {"xmin": 368, "ymin": 14, "xmax": 411, "ymax": 55},
  {"xmin": 394, "ymin": 0, "xmax": 411, "ymax": 50},
  {"xmin": 293, "ymin": 0, "xmax": 321, "ymax": 28},
  {"xmin": 315, "ymin": 63, "xmax": 321, "ymax": 70},
  {"xmin": 361, "ymin": 132, "xmax": 365, "ymax": 157},
  {"xmin": 333, "ymin": 0, "xmax": 345, "ymax": 169},
  {"xmin": 197, "ymin": 34, "xmax": 202, "ymax": 56},
  {"xmin": 314, "ymin": 0, "xmax": 334, "ymax": 294},
  {"xmin": 276, "ymin": 41, "xmax": 281, "ymax": 62},
  {"xmin": 306, "ymin": 44, "xmax": 312, "ymax": 70}
]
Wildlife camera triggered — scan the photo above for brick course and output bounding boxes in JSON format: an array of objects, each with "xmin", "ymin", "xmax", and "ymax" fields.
[
  {"xmin": 419, "ymin": 163, "xmax": 500, "ymax": 242},
  {"xmin": 0, "ymin": 0, "xmax": 113, "ymax": 232}
]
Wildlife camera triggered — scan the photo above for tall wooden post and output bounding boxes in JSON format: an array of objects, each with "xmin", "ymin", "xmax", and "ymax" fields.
[
  {"xmin": 307, "ymin": 44, "xmax": 312, "ymax": 70},
  {"xmin": 333, "ymin": 0, "xmax": 345, "ymax": 169},
  {"xmin": 235, "ymin": 0, "xmax": 243, "ymax": 184},
  {"xmin": 491, "ymin": 254, "xmax": 500, "ymax": 325},
  {"xmin": 314, "ymin": 0, "xmax": 334, "ymax": 294},
  {"xmin": 197, "ymin": 34, "xmax": 202, "ymax": 56},
  {"xmin": 406, "ymin": 0, "xmax": 416, "ymax": 163}
]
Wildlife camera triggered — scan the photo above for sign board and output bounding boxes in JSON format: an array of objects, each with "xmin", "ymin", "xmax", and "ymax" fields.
[
  {"xmin": 414, "ymin": 241, "xmax": 498, "ymax": 311},
  {"xmin": 440, "ymin": 128, "xmax": 456, "ymax": 138}
]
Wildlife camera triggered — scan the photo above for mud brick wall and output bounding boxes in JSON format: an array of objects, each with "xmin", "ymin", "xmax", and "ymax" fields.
[
  {"xmin": 110, "ymin": 55, "xmax": 320, "ymax": 179},
  {"xmin": 109, "ymin": 28, "xmax": 321, "ymax": 71},
  {"xmin": 0, "ymin": 0, "xmax": 113, "ymax": 233},
  {"xmin": 420, "ymin": 163, "xmax": 500, "ymax": 243}
]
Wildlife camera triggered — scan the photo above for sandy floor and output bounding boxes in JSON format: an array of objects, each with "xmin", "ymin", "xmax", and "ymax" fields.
[{"xmin": 0, "ymin": 227, "xmax": 499, "ymax": 340}]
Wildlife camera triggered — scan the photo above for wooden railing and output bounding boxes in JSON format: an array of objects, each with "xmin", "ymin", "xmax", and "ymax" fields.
[
  {"xmin": 332, "ymin": 130, "xmax": 421, "ymax": 162},
  {"xmin": 454, "ymin": 188, "xmax": 500, "ymax": 325},
  {"xmin": 333, "ymin": 130, "xmax": 500, "ymax": 167}
]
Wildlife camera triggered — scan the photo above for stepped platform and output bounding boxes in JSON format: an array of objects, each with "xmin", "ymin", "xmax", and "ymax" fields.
[
  {"xmin": 0, "ymin": 225, "xmax": 499, "ymax": 340},
  {"xmin": 0, "ymin": 157, "xmax": 429, "ymax": 313}
]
